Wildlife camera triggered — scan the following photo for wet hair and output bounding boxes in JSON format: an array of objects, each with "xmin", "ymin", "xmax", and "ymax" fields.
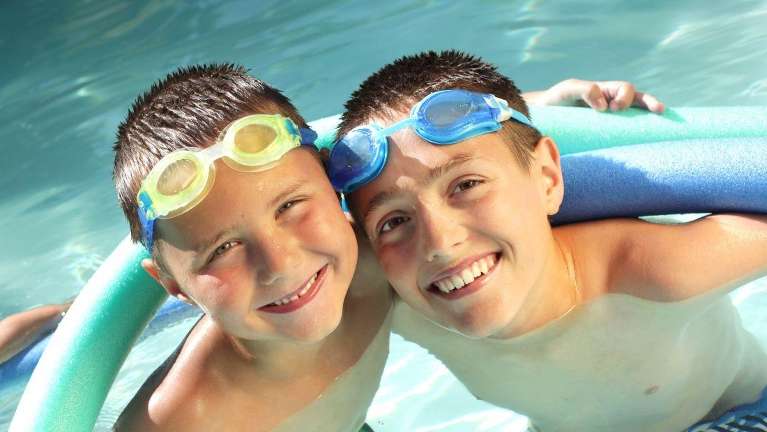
[
  {"xmin": 113, "ymin": 63, "xmax": 309, "ymax": 251},
  {"xmin": 338, "ymin": 50, "xmax": 542, "ymax": 168}
]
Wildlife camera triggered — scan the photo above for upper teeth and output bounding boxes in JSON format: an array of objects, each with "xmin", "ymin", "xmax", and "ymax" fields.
[
  {"xmin": 270, "ymin": 272, "xmax": 318, "ymax": 306},
  {"xmin": 433, "ymin": 255, "xmax": 495, "ymax": 293}
]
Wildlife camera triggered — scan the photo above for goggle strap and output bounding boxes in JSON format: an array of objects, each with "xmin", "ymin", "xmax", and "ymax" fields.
[
  {"xmin": 137, "ymin": 206, "xmax": 156, "ymax": 251},
  {"xmin": 491, "ymin": 95, "xmax": 532, "ymax": 127},
  {"xmin": 299, "ymin": 127, "xmax": 318, "ymax": 147},
  {"xmin": 508, "ymin": 109, "xmax": 532, "ymax": 127},
  {"xmin": 203, "ymin": 143, "xmax": 226, "ymax": 160},
  {"xmin": 339, "ymin": 192, "xmax": 350, "ymax": 214},
  {"xmin": 379, "ymin": 118, "xmax": 416, "ymax": 137}
]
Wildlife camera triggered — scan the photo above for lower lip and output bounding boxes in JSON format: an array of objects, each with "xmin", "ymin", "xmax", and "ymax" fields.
[
  {"xmin": 258, "ymin": 265, "xmax": 327, "ymax": 314},
  {"xmin": 429, "ymin": 254, "xmax": 499, "ymax": 300}
]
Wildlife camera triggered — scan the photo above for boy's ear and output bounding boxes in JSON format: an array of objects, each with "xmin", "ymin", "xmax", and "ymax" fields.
[
  {"xmin": 140, "ymin": 258, "xmax": 195, "ymax": 305},
  {"xmin": 533, "ymin": 136, "xmax": 565, "ymax": 215}
]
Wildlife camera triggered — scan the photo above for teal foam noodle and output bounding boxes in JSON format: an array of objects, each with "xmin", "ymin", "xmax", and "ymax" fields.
[
  {"xmin": 9, "ymin": 237, "xmax": 167, "ymax": 432},
  {"xmin": 531, "ymin": 106, "xmax": 767, "ymax": 153}
]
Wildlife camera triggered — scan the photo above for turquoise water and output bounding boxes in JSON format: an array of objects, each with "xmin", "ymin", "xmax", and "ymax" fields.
[{"xmin": 1, "ymin": 1, "xmax": 766, "ymax": 430}]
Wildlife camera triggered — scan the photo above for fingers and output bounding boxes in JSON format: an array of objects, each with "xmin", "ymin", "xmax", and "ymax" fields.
[
  {"xmin": 603, "ymin": 81, "xmax": 665, "ymax": 113},
  {"xmin": 540, "ymin": 79, "xmax": 664, "ymax": 113},
  {"xmin": 581, "ymin": 83, "xmax": 608, "ymax": 111},
  {"xmin": 609, "ymin": 82, "xmax": 636, "ymax": 111},
  {"xmin": 545, "ymin": 79, "xmax": 607, "ymax": 109},
  {"xmin": 632, "ymin": 91, "xmax": 666, "ymax": 113}
]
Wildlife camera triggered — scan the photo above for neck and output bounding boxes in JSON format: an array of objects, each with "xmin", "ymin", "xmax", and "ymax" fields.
[
  {"xmin": 224, "ymin": 328, "xmax": 338, "ymax": 379},
  {"xmin": 495, "ymin": 232, "xmax": 580, "ymax": 339}
]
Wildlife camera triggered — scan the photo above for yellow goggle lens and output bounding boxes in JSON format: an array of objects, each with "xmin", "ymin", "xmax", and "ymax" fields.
[
  {"xmin": 233, "ymin": 123, "xmax": 277, "ymax": 154},
  {"xmin": 157, "ymin": 158, "xmax": 199, "ymax": 196}
]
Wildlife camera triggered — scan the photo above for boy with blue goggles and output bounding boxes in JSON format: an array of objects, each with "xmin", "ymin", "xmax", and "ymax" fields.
[{"xmin": 327, "ymin": 89, "xmax": 532, "ymax": 194}]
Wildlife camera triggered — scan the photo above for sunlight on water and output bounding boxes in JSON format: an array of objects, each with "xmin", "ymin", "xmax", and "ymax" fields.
[{"xmin": 1, "ymin": 1, "xmax": 766, "ymax": 430}]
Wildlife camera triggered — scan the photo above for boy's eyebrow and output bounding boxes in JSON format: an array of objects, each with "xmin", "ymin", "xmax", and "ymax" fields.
[
  {"xmin": 194, "ymin": 229, "xmax": 230, "ymax": 256},
  {"xmin": 362, "ymin": 152, "xmax": 475, "ymax": 223},
  {"xmin": 267, "ymin": 180, "xmax": 305, "ymax": 209},
  {"xmin": 193, "ymin": 181, "xmax": 306, "ymax": 256}
]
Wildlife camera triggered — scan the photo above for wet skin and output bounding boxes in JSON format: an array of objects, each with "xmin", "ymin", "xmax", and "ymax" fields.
[
  {"xmin": 350, "ymin": 116, "xmax": 579, "ymax": 339},
  {"xmin": 152, "ymin": 148, "xmax": 358, "ymax": 349}
]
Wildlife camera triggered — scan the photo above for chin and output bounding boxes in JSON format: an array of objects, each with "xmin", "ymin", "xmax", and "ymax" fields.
[
  {"xmin": 295, "ymin": 306, "xmax": 344, "ymax": 343},
  {"xmin": 448, "ymin": 308, "xmax": 507, "ymax": 339}
]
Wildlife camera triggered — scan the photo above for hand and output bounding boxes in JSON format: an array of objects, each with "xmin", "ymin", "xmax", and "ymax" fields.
[{"xmin": 524, "ymin": 79, "xmax": 665, "ymax": 113}]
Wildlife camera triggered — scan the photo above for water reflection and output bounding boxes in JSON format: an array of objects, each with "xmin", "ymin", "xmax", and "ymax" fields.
[{"xmin": 1, "ymin": 1, "xmax": 766, "ymax": 430}]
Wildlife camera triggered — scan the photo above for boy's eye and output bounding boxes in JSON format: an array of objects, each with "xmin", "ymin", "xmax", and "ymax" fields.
[
  {"xmin": 452, "ymin": 178, "xmax": 483, "ymax": 194},
  {"xmin": 277, "ymin": 199, "xmax": 303, "ymax": 215},
  {"xmin": 378, "ymin": 215, "xmax": 410, "ymax": 235},
  {"xmin": 211, "ymin": 240, "xmax": 239, "ymax": 261}
]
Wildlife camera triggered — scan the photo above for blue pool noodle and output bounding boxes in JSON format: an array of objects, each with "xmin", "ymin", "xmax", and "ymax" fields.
[{"xmin": 554, "ymin": 137, "xmax": 767, "ymax": 225}]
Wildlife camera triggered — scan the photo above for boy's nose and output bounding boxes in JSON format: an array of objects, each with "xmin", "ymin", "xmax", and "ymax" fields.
[
  {"xmin": 253, "ymin": 237, "xmax": 300, "ymax": 286},
  {"xmin": 419, "ymin": 206, "xmax": 467, "ymax": 263}
]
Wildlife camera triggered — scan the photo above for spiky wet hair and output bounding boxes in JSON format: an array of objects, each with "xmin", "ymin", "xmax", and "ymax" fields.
[
  {"xmin": 337, "ymin": 50, "xmax": 541, "ymax": 168},
  {"xmin": 113, "ymin": 63, "xmax": 308, "ymax": 248}
]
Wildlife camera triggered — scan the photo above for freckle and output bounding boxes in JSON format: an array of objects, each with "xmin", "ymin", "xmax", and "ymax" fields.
[{"xmin": 644, "ymin": 385, "xmax": 659, "ymax": 395}]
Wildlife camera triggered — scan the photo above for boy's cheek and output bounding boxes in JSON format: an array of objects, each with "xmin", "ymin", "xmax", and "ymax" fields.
[{"xmin": 377, "ymin": 249, "xmax": 419, "ymax": 293}]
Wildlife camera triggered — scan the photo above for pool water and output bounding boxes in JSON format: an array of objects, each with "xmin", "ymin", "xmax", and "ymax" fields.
[{"xmin": 1, "ymin": 1, "xmax": 766, "ymax": 430}]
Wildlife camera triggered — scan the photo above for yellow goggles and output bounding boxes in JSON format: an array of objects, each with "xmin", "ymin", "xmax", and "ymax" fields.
[{"xmin": 137, "ymin": 114, "xmax": 317, "ymax": 249}]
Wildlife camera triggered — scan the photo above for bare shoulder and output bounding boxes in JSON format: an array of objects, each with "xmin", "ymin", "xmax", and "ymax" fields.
[
  {"xmin": 561, "ymin": 215, "xmax": 767, "ymax": 302},
  {"xmin": 113, "ymin": 317, "xmax": 217, "ymax": 431},
  {"xmin": 554, "ymin": 219, "xmax": 640, "ymax": 301}
]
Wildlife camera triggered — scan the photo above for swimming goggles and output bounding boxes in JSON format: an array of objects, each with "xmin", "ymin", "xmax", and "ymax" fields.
[
  {"xmin": 326, "ymin": 89, "xmax": 532, "ymax": 194},
  {"xmin": 137, "ymin": 114, "xmax": 317, "ymax": 250}
]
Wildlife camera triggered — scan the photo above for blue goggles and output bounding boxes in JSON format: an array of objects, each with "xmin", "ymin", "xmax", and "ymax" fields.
[{"xmin": 327, "ymin": 89, "xmax": 533, "ymax": 194}]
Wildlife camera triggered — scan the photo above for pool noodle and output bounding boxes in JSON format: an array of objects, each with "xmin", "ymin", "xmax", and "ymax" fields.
[
  {"xmin": 553, "ymin": 137, "xmax": 767, "ymax": 225},
  {"xmin": 0, "ymin": 297, "xmax": 197, "ymax": 387},
  {"xmin": 10, "ymin": 106, "xmax": 766, "ymax": 431}
]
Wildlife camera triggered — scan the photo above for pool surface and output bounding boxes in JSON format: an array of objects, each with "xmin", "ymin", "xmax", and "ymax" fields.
[{"xmin": 1, "ymin": 1, "xmax": 766, "ymax": 430}]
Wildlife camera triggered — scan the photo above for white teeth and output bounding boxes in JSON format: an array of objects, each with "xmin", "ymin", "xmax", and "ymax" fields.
[
  {"xmin": 432, "ymin": 255, "xmax": 497, "ymax": 293},
  {"xmin": 269, "ymin": 271, "xmax": 319, "ymax": 306},
  {"xmin": 479, "ymin": 259, "xmax": 489, "ymax": 274},
  {"xmin": 471, "ymin": 261, "xmax": 482, "ymax": 278},
  {"xmin": 460, "ymin": 268, "xmax": 475, "ymax": 285},
  {"xmin": 436, "ymin": 280, "xmax": 449, "ymax": 293}
]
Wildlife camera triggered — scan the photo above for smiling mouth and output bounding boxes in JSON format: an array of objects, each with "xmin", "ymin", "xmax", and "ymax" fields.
[
  {"xmin": 429, "ymin": 253, "xmax": 499, "ymax": 299},
  {"xmin": 259, "ymin": 264, "xmax": 328, "ymax": 314}
]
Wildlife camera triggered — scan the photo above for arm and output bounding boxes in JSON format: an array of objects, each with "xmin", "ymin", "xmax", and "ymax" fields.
[
  {"xmin": 0, "ymin": 301, "xmax": 71, "ymax": 363},
  {"xmin": 523, "ymin": 79, "xmax": 665, "ymax": 113},
  {"xmin": 614, "ymin": 214, "xmax": 767, "ymax": 301}
]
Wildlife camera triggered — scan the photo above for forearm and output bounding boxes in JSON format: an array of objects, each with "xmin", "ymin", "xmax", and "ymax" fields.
[
  {"xmin": 521, "ymin": 91, "xmax": 547, "ymax": 106},
  {"xmin": 0, "ymin": 304, "xmax": 66, "ymax": 363}
]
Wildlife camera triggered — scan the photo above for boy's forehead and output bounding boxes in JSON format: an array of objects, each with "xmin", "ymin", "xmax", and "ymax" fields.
[
  {"xmin": 350, "ymin": 133, "xmax": 491, "ymax": 214},
  {"xmin": 159, "ymin": 149, "xmax": 327, "ymax": 242}
]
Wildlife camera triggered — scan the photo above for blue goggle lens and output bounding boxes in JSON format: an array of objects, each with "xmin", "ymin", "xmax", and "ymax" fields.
[
  {"xmin": 421, "ymin": 91, "xmax": 475, "ymax": 127},
  {"xmin": 414, "ymin": 91, "xmax": 495, "ymax": 142},
  {"xmin": 328, "ymin": 127, "xmax": 382, "ymax": 191}
]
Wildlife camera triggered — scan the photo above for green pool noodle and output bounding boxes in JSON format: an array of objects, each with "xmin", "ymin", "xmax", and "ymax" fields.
[{"xmin": 10, "ymin": 106, "xmax": 766, "ymax": 431}]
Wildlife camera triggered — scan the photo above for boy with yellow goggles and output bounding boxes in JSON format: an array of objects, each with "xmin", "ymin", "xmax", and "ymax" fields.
[{"xmin": 136, "ymin": 114, "xmax": 317, "ymax": 250}]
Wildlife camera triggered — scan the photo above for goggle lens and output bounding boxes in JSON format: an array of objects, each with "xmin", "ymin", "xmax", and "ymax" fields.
[
  {"xmin": 423, "ymin": 93, "xmax": 474, "ymax": 128},
  {"xmin": 156, "ymin": 158, "xmax": 200, "ymax": 196},
  {"xmin": 233, "ymin": 123, "xmax": 277, "ymax": 154},
  {"xmin": 329, "ymin": 127, "xmax": 382, "ymax": 190}
]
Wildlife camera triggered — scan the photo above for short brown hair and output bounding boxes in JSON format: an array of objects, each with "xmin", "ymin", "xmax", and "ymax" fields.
[
  {"xmin": 113, "ymin": 63, "xmax": 308, "ymax": 247},
  {"xmin": 338, "ymin": 50, "xmax": 541, "ymax": 168}
]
